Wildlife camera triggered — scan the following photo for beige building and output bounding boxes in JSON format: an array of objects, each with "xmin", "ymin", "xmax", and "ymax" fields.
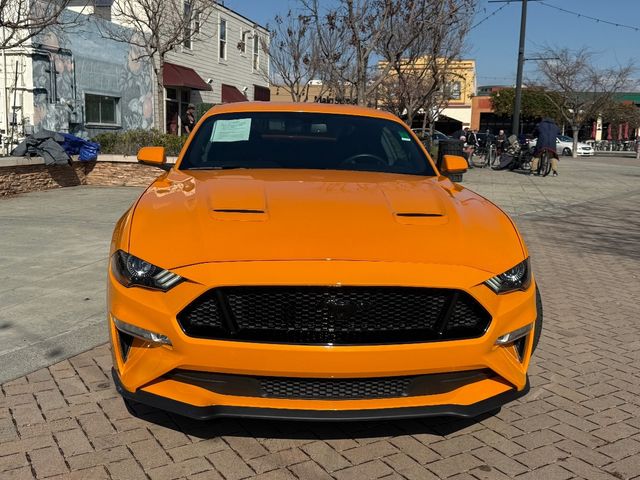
[
  {"xmin": 439, "ymin": 59, "xmax": 476, "ymax": 129},
  {"xmin": 270, "ymin": 59, "xmax": 476, "ymax": 130},
  {"xmin": 270, "ymin": 81, "xmax": 357, "ymax": 104},
  {"xmin": 381, "ymin": 57, "xmax": 476, "ymax": 128}
]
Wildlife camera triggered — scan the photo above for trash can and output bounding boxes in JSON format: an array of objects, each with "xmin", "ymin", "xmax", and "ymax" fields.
[{"xmin": 437, "ymin": 138, "xmax": 465, "ymax": 182}]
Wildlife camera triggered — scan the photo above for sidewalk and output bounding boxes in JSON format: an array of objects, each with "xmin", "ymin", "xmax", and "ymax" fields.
[{"xmin": 1, "ymin": 157, "xmax": 640, "ymax": 479}]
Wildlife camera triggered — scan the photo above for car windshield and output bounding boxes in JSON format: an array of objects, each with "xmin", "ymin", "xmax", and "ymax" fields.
[
  {"xmin": 179, "ymin": 112, "xmax": 435, "ymax": 176},
  {"xmin": 558, "ymin": 135, "xmax": 572, "ymax": 142}
]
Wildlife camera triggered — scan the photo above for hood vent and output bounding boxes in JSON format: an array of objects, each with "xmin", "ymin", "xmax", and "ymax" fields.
[
  {"xmin": 396, "ymin": 212, "xmax": 444, "ymax": 218},
  {"xmin": 213, "ymin": 209, "xmax": 266, "ymax": 214}
]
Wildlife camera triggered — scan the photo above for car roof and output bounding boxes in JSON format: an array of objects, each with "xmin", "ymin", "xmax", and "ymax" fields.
[{"xmin": 203, "ymin": 102, "xmax": 401, "ymax": 122}]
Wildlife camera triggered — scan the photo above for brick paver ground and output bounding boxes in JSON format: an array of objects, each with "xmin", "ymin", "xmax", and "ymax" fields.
[{"xmin": 1, "ymin": 158, "xmax": 640, "ymax": 479}]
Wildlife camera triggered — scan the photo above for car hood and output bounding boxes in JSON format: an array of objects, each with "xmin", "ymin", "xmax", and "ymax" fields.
[{"xmin": 128, "ymin": 169, "xmax": 524, "ymax": 274}]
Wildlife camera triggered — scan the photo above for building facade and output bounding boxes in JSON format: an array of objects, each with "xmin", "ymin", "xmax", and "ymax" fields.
[
  {"xmin": 269, "ymin": 59, "xmax": 476, "ymax": 133},
  {"xmin": 161, "ymin": 2, "xmax": 270, "ymax": 134},
  {"xmin": 438, "ymin": 59, "xmax": 476, "ymax": 130},
  {"xmin": 0, "ymin": 0, "xmax": 269, "ymax": 150}
]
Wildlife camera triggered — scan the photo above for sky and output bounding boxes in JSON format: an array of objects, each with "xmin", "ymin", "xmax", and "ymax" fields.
[{"xmin": 224, "ymin": 0, "xmax": 640, "ymax": 88}]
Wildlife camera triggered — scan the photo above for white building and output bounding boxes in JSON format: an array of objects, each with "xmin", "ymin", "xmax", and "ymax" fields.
[
  {"xmin": 162, "ymin": 2, "xmax": 271, "ymax": 133},
  {"xmin": 0, "ymin": 0, "xmax": 270, "ymax": 147}
]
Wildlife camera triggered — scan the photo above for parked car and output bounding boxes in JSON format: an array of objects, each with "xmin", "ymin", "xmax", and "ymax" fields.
[
  {"xmin": 109, "ymin": 102, "xmax": 541, "ymax": 421},
  {"xmin": 412, "ymin": 128, "xmax": 450, "ymax": 141},
  {"xmin": 412, "ymin": 129, "xmax": 451, "ymax": 157},
  {"xmin": 529, "ymin": 135, "xmax": 594, "ymax": 156}
]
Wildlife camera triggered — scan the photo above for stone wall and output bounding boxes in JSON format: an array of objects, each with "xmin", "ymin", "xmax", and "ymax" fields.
[{"xmin": 0, "ymin": 159, "xmax": 170, "ymax": 196}]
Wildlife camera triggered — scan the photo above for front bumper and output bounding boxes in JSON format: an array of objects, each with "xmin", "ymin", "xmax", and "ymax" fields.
[
  {"xmin": 112, "ymin": 367, "xmax": 530, "ymax": 421},
  {"xmin": 108, "ymin": 260, "xmax": 536, "ymax": 419}
]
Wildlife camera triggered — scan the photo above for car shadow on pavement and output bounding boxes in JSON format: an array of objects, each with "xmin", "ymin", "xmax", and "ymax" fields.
[
  {"xmin": 124, "ymin": 398, "xmax": 499, "ymax": 440},
  {"xmin": 523, "ymin": 200, "xmax": 640, "ymax": 261}
]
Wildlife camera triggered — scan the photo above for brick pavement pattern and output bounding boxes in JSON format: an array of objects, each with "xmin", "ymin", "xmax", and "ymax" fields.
[{"xmin": 2, "ymin": 159, "xmax": 640, "ymax": 479}]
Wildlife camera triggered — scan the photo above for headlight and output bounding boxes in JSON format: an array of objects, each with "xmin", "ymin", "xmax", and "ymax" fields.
[
  {"xmin": 485, "ymin": 258, "xmax": 531, "ymax": 294},
  {"xmin": 111, "ymin": 250, "xmax": 183, "ymax": 291}
]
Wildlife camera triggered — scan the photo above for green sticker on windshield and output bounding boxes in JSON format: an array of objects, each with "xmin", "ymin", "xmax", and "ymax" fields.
[
  {"xmin": 399, "ymin": 130, "xmax": 411, "ymax": 142},
  {"xmin": 211, "ymin": 118, "xmax": 252, "ymax": 142}
]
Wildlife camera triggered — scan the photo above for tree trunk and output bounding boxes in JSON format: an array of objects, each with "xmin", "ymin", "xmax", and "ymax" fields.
[
  {"xmin": 405, "ymin": 110, "xmax": 414, "ymax": 129},
  {"xmin": 572, "ymin": 126, "xmax": 579, "ymax": 159},
  {"xmin": 356, "ymin": 52, "xmax": 368, "ymax": 106},
  {"xmin": 356, "ymin": 80, "xmax": 367, "ymax": 107},
  {"xmin": 156, "ymin": 61, "xmax": 165, "ymax": 133}
]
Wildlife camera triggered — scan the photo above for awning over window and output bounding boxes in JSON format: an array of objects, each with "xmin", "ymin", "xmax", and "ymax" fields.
[
  {"xmin": 222, "ymin": 84, "xmax": 247, "ymax": 103},
  {"xmin": 163, "ymin": 62, "xmax": 210, "ymax": 91},
  {"xmin": 254, "ymin": 85, "xmax": 271, "ymax": 101}
]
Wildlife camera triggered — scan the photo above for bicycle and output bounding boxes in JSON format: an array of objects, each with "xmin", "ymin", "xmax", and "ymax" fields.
[
  {"xmin": 537, "ymin": 150, "xmax": 552, "ymax": 177},
  {"xmin": 488, "ymin": 143, "xmax": 499, "ymax": 167},
  {"xmin": 472, "ymin": 145, "xmax": 487, "ymax": 167},
  {"xmin": 472, "ymin": 142, "xmax": 497, "ymax": 168}
]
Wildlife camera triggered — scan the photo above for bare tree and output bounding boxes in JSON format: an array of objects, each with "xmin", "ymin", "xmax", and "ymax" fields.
[
  {"xmin": 0, "ymin": 0, "xmax": 73, "ymax": 49},
  {"xmin": 534, "ymin": 47, "xmax": 635, "ymax": 158},
  {"xmin": 303, "ymin": 0, "xmax": 458, "ymax": 107},
  {"xmin": 262, "ymin": 10, "xmax": 318, "ymax": 102},
  {"xmin": 377, "ymin": 0, "xmax": 474, "ymax": 127},
  {"xmin": 101, "ymin": 0, "xmax": 216, "ymax": 130}
]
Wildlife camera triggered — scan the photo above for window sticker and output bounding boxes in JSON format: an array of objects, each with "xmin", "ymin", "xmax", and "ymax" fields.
[
  {"xmin": 399, "ymin": 130, "xmax": 411, "ymax": 142},
  {"xmin": 211, "ymin": 118, "xmax": 252, "ymax": 142}
]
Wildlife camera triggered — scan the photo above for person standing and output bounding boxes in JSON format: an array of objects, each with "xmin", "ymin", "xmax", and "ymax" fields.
[
  {"xmin": 496, "ymin": 129, "xmax": 507, "ymax": 156},
  {"xmin": 465, "ymin": 128, "xmax": 479, "ymax": 168},
  {"xmin": 531, "ymin": 117, "xmax": 560, "ymax": 176},
  {"xmin": 182, "ymin": 104, "xmax": 197, "ymax": 136}
]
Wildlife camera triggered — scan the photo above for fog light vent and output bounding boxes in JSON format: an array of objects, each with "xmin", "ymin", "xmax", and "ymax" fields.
[
  {"xmin": 112, "ymin": 316, "xmax": 172, "ymax": 346},
  {"xmin": 495, "ymin": 324, "xmax": 532, "ymax": 346}
]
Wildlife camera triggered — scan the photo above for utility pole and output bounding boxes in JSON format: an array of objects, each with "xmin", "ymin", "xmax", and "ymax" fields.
[
  {"xmin": 512, "ymin": 0, "xmax": 527, "ymax": 136},
  {"xmin": 489, "ymin": 0, "xmax": 539, "ymax": 136}
]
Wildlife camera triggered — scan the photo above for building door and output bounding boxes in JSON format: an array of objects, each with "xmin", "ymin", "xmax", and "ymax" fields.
[{"xmin": 165, "ymin": 88, "xmax": 192, "ymax": 135}]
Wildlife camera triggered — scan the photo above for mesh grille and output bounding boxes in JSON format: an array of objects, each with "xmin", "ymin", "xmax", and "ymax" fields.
[
  {"xmin": 166, "ymin": 369, "xmax": 495, "ymax": 400},
  {"xmin": 177, "ymin": 286, "xmax": 491, "ymax": 344},
  {"xmin": 260, "ymin": 376, "xmax": 413, "ymax": 399},
  {"xmin": 445, "ymin": 296, "xmax": 492, "ymax": 338}
]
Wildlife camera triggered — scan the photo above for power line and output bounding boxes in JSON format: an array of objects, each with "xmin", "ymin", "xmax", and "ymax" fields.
[
  {"xmin": 538, "ymin": 1, "xmax": 640, "ymax": 32},
  {"xmin": 470, "ymin": 2, "xmax": 513, "ymax": 31}
]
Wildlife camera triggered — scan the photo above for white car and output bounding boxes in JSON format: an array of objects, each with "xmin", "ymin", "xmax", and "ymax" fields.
[{"xmin": 530, "ymin": 135, "xmax": 594, "ymax": 157}]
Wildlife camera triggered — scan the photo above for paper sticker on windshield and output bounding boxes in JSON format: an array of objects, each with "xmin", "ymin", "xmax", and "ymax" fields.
[
  {"xmin": 399, "ymin": 130, "xmax": 411, "ymax": 142},
  {"xmin": 211, "ymin": 118, "xmax": 252, "ymax": 142}
]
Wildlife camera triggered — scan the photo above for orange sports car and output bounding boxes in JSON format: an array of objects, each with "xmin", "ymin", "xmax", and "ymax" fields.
[{"xmin": 109, "ymin": 102, "xmax": 541, "ymax": 421}]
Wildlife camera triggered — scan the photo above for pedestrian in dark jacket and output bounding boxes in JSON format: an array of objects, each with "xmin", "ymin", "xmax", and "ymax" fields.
[{"xmin": 531, "ymin": 117, "xmax": 560, "ymax": 176}]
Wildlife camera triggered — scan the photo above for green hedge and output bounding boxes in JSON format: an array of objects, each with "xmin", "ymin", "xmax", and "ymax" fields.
[{"xmin": 92, "ymin": 129, "xmax": 187, "ymax": 157}]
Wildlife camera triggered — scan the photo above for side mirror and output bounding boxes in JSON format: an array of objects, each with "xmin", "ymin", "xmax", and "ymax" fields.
[
  {"xmin": 138, "ymin": 146, "xmax": 170, "ymax": 171},
  {"xmin": 441, "ymin": 154, "xmax": 468, "ymax": 175}
]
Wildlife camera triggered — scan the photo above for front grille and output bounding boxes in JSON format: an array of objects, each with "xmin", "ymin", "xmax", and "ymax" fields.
[
  {"xmin": 177, "ymin": 286, "xmax": 491, "ymax": 345},
  {"xmin": 260, "ymin": 376, "xmax": 412, "ymax": 399},
  {"xmin": 166, "ymin": 369, "xmax": 493, "ymax": 400}
]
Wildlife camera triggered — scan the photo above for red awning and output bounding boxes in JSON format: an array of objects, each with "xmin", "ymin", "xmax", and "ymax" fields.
[
  {"xmin": 222, "ymin": 84, "xmax": 247, "ymax": 103},
  {"xmin": 254, "ymin": 85, "xmax": 271, "ymax": 101},
  {"xmin": 163, "ymin": 62, "xmax": 210, "ymax": 91}
]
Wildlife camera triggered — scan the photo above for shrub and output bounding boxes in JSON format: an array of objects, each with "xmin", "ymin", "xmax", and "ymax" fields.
[{"xmin": 92, "ymin": 129, "xmax": 187, "ymax": 157}]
